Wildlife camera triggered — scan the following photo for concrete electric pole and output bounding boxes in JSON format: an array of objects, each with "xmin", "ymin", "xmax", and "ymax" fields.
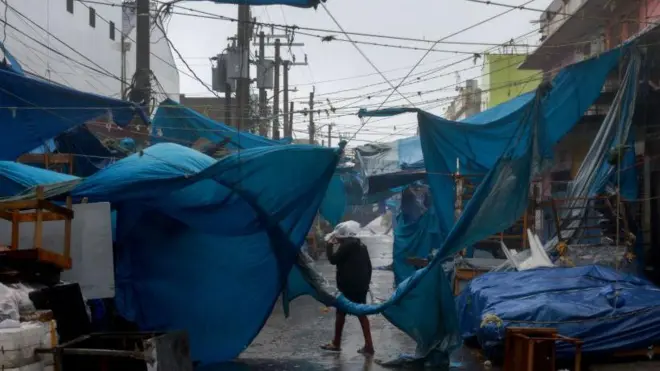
[
  {"xmin": 283, "ymin": 61, "xmax": 290, "ymax": 138},
  {"xmin": 327, "ymin": 123, "xmax": 332, "ymax": 147},
  {"xmin": 255, "ymin": 33, "xmax": 307, "ymax": 140},
  {"xmin": 132, "ymin": 0, "xmax": 150, "ymax": 110},
  {"xmin": 273, "ymin": 38, "xmax": 281, "ymax": 140},
  {"xmin": 258, "ymin": 31, "xmax": 268, "ymax": 137},
  {"xmin": 309, "ymin": 91, "xmax": 315, "ymax": 144},
  {"xmin": 236, "ymin": 4, "xmax": 251, "ymax": 131}
]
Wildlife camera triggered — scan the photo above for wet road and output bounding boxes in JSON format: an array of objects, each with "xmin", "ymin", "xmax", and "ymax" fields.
[{"xmin": 203, "ymin": 228, "xmax": 492, "ymax": 371}]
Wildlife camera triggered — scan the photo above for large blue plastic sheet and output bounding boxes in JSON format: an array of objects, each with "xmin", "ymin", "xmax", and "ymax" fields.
[
  {"xmin": 152, "ymin": 98, "xmax": 291, "ymax": 150},
  {"xmin": 0, "ymin": 61, "xmax": 146, "ymax": 160},
  {"xmin": 0, "ymin": 143, "xmax": 341, "ymax": 365},
  {"xmin": 0, "ymin": 161, "xmax": 78, "ymax": 197},
  {"xmin": 458, "ymin": 265, "xmax": 660, "ymax": 356},
  {"xmin": 392, "ymin": 186, "xmax": 441, "ymax": 285},
  {"xmin": 286, "ymin": 45, "xmax": 629, "ymax": 365}
]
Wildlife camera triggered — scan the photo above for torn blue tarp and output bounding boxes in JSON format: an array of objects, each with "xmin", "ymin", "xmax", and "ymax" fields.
[
  {"xmin": 0, "ymin": 65, "xmax": 147, "ymax": 161},
  {"xmin": 151, "ymin": 98, "xmax": 291, "ymax": 150},
  {"xmin": 458, "ymin": 265, "xmax": 660, "ymax": 357},
  {"xmin": 195, "ymin": 0, "xmax": 324, "ymax": 7}
]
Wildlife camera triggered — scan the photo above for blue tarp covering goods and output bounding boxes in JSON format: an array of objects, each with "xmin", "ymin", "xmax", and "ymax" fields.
[
  {"xmin": 458, "ymin": 265, "xmax": 660, "ymax": 356},
  {"xmin": 286, "ymin": 45, "xmax": 633, "ymax": 365},
  {"xmin": 0, "ymin": 142, "xmax": 342, "ymax": 365}
]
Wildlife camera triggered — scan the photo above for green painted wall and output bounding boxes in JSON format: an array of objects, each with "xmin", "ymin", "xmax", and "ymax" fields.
[{"xmin": 482, "ymin": 54, "xmax": 541, "ymax": 109}]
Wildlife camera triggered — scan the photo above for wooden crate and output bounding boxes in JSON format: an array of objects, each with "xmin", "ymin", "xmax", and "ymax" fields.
[
  {"xmin": 504, "ymin": 327, "xmax": 582, "ymax": 371},
  {"xmin": 0, "ymin": 186, "xmax": 74, "ymax": 269},
  {"xmin": 17, "ymin": 153, "xmax": 74, "ymax": 174}
]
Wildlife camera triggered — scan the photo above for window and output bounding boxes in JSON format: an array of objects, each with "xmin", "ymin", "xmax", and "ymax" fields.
[
  {"xmin": 89, "ymin": 7, "xmax": 96, "ymax": 28},
  {"xmin": 66, "ymin": 0, "xmax": 74, "ymax": 14},
  {"xmin": 109, "ymin": 22, "xmax": 115, "ymax": 40}
]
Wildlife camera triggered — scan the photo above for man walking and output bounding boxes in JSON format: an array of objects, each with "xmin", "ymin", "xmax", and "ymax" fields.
[{"xmin": 321, "ymin": 222, "xmax": 374, "ymax": 355}]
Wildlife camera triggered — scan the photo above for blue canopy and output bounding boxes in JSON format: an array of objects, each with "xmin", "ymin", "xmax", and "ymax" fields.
[
  {"xmin": 194, "ymin": 0, "xmax": 324, "ymax": 8},
  {"xmin": 0, "ymin": 59, "xmax": 147, "ymax": 160},
  {"xmin": 152, "ymin": 98, "xmax": 291, "ymax": 150}
]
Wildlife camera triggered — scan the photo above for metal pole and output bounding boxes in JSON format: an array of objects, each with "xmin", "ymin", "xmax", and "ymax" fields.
[
  {"xmin": 272, "ymin": 39, "xmax": 281, "ymax": 140},
  {"xmin": 258, "ymin": 31, "xmax": 268, "ymax": 137},
  {"xmin": 289, "ymin": 101, "xmax": 294, "ymax": 139},
  {"xmin": 236, "ymin": 4, "xmax": 250, "ymax": 131},
  {"xmin": 309, "ymin": 91, "xmax": 315, "ymax": 144},
  {"xmin": 225, "ymin": 83, "xmax": 232, "ymax": 126},
  {"xmin": 120, "ymin": 34, "xmax": 127, "ymax": 100},
  {"xmin": 328, "ymin": 123, "xmax": 332, "ymax": 147},
  {"xmin": 283, "ymin": 61, "xmax": 290, "ymax": 138},
  {"xmin": 133, "ymin": 0, "xmax": 150, "ymax": 109}
]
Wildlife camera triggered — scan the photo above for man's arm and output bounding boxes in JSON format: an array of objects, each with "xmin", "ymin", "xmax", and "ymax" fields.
[{"xmin": 326, "ymin": 241, "xmax": 351, "ymax": 265}]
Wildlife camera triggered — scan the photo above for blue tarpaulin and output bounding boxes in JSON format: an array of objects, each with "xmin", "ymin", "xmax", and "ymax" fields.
[
  {"xmin": 0, "ymin": 54, "xmax": 147, "ymax": 161},
  {"xmin": 152, "ymin": 98, "xmax": 291, "ymax": 150},
  {"xmin": 0, "ymin": 142, "xmax": 341, "ymax": 365},
  {"xmin": 458, "ymin": 265, "xmax": 660, "ymax": 356}
]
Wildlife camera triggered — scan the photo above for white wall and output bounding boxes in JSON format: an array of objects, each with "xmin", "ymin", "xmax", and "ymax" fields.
[{"xmin": 0, "ymin": 0, "xmax": 179, "ymax": 102}]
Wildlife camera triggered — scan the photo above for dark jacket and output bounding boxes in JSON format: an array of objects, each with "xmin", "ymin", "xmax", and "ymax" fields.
[{"xmin": 326, "ymin": 237, "xmax": 372, "ymax": 294}]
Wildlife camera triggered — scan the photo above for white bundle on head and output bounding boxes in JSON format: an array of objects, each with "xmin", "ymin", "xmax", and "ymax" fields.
[{"xmin": 324, "ymin": 220, "xmax": 361, "ymax": 241}]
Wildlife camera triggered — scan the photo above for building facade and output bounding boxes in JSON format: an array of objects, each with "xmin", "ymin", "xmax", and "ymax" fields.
[
  {"xmin": 446, "ymin": 79, "xmax": 481, "ymax": 121},
  {"xmin": 481, "ymin": 54, "xmax": 541, "ymax": 110},
  {"xmin": 0, "ymin": 0, "xmax": 179, "ymax": 102},
  {"xmin": 519, "ymin": 0, "xmax": 660, "ymax": 274}
]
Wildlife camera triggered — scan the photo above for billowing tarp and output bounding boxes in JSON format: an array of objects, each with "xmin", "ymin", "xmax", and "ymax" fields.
[
  {"xmin": 0, "ymin": 161, "xmax": 78, "ymax": 197},
  {"xmin": 195, "ymin": 0, "xmax": 324, "ymax": 7},
  {"xmin": 0, "ymin": 142, "xmax": 341, "ymax": 365},
  {"xmin": 152, "ymin": 98, "xmax": 291, "ymax": 150},
  {"xmin": 286, "ymin": 45, "xmax": 630, "ymax": 365},
  {"xmin": 0, "ymin": 61, "xmax": 146, "ymax": 161},
  {"xmin": 458, "ymin": 265, "xmax": 660, "ymax": 356}
]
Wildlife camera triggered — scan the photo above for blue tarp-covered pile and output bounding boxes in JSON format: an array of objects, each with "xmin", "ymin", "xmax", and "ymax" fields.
[
  {"xmin": 458, "ymin": 266, "xmax": 660, "ymax": 357},
  {"xmin": 0, "ymin": 142, "xmax": 341, "ymax": 365},
  {"xmin": 286, "ymin": 45, "xmax": 637, "ymax": 365}
]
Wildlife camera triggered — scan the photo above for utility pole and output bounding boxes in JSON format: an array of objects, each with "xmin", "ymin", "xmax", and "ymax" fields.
[
  {"xmin": 309, "ymin": 91, "xmax": 315, "ymax": 144},
  {"xmin": 236, "ymin": 4, "xmax": 251, "ymax": 131},
  {"xmin": 327, "ymin": 123, "xmax": 332, "ymax": 147},
  {"xmin": 254, "ymin": 33, "xmax": 307, "ymax": 140},
  {"xmin": 258, "ymin": 31, "xmax": 268, "ymax": 137},
  {"xmin": 289, "ymin": 101, "xmax": 294, "ymax": 139},
  {"xmin": 225, "ymin": 83, "xmax": 232, "ymax": 126},
  {"xmin": 283, "ymin": 61, "xmax": 290, "ymax": 138},
  {"xmin": 272, "ymin": 39, "xmax": 281, "ymax": 140},
  {"xmin": 132, "ymin": 0, "xmax": 150, "ymax": 109}
]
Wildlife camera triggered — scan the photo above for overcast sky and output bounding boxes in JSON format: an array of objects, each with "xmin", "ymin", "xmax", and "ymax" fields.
[{"xmin": 167, "ymin": 0, "xmax": 552, "ymax": 146}]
